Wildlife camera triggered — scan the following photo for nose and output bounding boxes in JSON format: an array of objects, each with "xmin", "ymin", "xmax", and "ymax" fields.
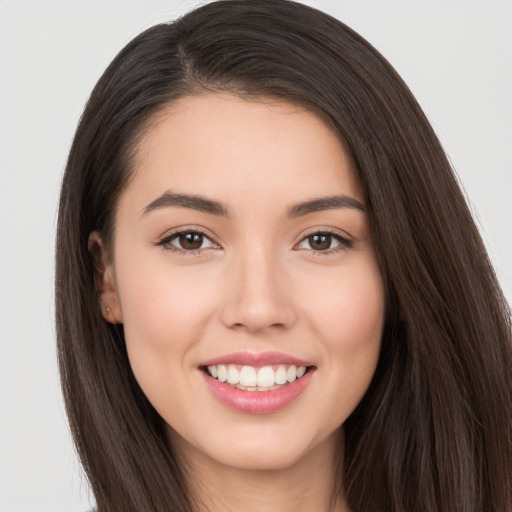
[{"xmin": 220, "ymin": 246, "xmax": 297, "ymax": 333}]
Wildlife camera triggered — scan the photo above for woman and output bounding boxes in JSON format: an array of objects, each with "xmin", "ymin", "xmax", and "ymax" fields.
[{"xmin": 55, "ymin": 1, "xmax": 512, "ymax": 511}]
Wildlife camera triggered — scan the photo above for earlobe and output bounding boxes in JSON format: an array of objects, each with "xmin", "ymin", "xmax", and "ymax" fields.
[
  {"xmin": 88, "ymin": 231, "xmax": 123, "ymax": 324},
  {"xmin": 104, "ymin": 304, "xmax": 121, "ymax": 324}
]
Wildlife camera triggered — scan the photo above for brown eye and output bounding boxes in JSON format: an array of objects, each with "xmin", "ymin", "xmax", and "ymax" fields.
[
  {"xmin": 307, "ymin": 233, "xmax": 332, "ymax": 251},
  {"xmin": 158, "ymin": 230, "xmax": 218, "ymax": 253},
  {"xmin": 297, "ymin": 231, "xmax": 352, "ymax": 253},
  {"xmin": 178, "ymin": 232, "xmax": 204, "ymax": 250}
]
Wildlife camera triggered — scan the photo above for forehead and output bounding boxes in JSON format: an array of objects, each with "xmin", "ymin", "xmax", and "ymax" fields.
[{"xmin": 124, "ymin": 93, "xmax": 363, "ymax": 212}]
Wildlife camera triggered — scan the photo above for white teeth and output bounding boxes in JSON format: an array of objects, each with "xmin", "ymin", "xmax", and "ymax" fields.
[
  {"xmin": 275, "ymin": 365, "xmax": 287, "ymax": 385},
  {"xmin": 217, "ymin": 364, "xmax": 227, "ymax": 382},
  {"xmin": 286, "ymin": 365, "xmax": 297, "ymax": 382},
  {"xmin": 227, "ymin": 365, "xmax": 239, "ymax": 384},
  {"xmin": 207, "ymin": 363, "xmax": 308, "ymax": 390},
  {"xmin": 257, "ymin": 366, "xmax": 275, "ymax": 387},
  {"xmin": 239, "ymin": 365, "xmax": 257, "ymax": 387}
]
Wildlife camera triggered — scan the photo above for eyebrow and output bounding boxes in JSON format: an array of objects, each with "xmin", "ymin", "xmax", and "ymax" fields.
[
  {"xmin": 142, "ymin": 191, "xmax": 230, "ymax": 217},
  {"xmin": 142, "ymin": 190, "xmax": 365, "ymax": 218},
  {"xmin": 286, "ymin": 195, "xmax": 366, "ymax": 217}
]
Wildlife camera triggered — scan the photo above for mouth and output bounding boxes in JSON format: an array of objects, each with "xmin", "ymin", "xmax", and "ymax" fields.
[
  {"xmin": 198, "ymin": 353, "xmax": 316, "ymax": 414},
  {"xmin": 201, "ymin": 363, "xmax": 312, "ymax": 392}
]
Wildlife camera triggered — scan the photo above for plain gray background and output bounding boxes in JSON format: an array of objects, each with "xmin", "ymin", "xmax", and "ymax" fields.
[{"xmin": 1, "ymin": 1, "xmax": 511, "ymax": 511}]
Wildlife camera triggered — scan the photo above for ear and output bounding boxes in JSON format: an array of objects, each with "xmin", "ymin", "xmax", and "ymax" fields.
[{"xmin": 88, "ymin": 231, "xmax": 123, "ymax": 324}]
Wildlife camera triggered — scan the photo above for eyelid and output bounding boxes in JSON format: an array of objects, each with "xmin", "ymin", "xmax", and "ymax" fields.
[
  {"xmin": 294, "ymin": 226, "xmax": 354, "ymax": 253},
  {"xmin": 154, "ymin": 225, "xmax": 222, "ymax": 254}
]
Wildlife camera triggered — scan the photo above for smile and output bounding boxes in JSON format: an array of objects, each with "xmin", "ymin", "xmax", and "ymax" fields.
[
  {"xmin": 199, "ymin": 352, "xmax": 316, "ymax": 414},
  {"xmin": 205, "ymin": 364, "xmax": 307, "ymax": 391}
]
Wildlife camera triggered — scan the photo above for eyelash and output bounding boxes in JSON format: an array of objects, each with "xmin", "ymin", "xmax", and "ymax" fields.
[
  {"xmin": 295, "ymin": 229, "xmax": 354, "ymax": 255},
  {"xmin": 155, "ymin": 228, "xmax": 353, "ymax": 256},
  {"xmin": 155, "ymin": 228, "xmax": 219, "ymax": 255}
]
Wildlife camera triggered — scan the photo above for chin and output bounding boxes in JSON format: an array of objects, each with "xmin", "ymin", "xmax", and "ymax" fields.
[
  {"xmin": 216, "ymin": 445, "xmax": 309, "ymax": 472},
  {"xmin": 169, "ymin": 421, "xmax": 341, "ymax": 474}
]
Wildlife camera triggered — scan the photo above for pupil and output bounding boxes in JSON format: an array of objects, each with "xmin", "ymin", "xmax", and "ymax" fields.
[
  {"xmin": 310, "ymin": 233, "xmax": 331, "ymax": 250},
  {"xmin": 180, "ymin": 232, "xmax": 203, "ymax": 250}
]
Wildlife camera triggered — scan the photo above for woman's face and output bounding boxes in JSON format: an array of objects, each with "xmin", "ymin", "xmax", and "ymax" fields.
[{"xmin": 97, "ymin": 94, "xmax": 385, "ymax": 472}]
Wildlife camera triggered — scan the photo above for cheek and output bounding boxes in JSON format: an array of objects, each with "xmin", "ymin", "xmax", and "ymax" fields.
[
  {"xmin": 302, "ymin": 258, "xmax": 385, "ymax": 412},
  {"xmin": 119, "ymin": 250, "xmax": 219, "ymax": 333},
  {"xmin": 305, "ymin": 256, "xmax": 384, "ymax": 342},
  {"xmin": 114, "ymin": 254, "xmax": 220, "ymax": 394}
]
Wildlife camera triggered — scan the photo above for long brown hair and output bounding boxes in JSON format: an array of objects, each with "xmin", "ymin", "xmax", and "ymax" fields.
[{"xmin": 56, "ymin": 1, "xmax": 512, "ymax": 510}]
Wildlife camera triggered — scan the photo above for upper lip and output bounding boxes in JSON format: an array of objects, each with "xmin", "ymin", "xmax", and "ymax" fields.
[{"xmin": 199, "ymin": 351, "xmax": 314, "ymax": 368}]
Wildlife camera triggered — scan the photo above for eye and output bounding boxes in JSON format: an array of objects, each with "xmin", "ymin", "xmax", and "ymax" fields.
[
  {"xmin": 157, "ymin": 229, "xmax": 219, "ymax": 253},
  {"xmin": 296, "ymin": 231, "xmax": 352, "ymax": 253}
]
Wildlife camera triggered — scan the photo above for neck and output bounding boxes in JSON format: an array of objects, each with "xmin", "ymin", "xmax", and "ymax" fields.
[{"xmin": 175, "ymin": 431, "xmax": 349, "ymax": 512}]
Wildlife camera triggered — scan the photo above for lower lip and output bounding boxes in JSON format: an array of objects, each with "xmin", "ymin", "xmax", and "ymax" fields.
[{"xmin": 201, "ymin": 369, "xmax": 315, "ymax": 414}]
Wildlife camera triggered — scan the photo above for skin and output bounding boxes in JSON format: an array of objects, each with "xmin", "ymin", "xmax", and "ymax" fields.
[{"xmin": 91, "ymin": 93, "xmax": 385, "ymax": 512}]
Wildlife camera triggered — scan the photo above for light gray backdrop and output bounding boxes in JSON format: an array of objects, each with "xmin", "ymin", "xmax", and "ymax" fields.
[{"xmin": 1, "ymin": 1, "xmax": 511, "ymax": 511}]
